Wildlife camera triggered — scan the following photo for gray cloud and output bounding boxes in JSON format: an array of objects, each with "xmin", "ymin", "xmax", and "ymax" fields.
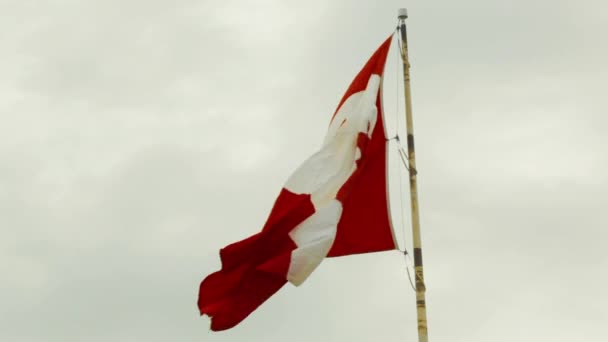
[{"xmin": 2, "ymin": 0, "xmax": 607, "ymax": 341}]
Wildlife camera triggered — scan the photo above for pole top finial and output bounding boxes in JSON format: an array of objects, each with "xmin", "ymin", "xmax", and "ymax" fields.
[{"xmin": 398, "ymin": 8, "xmax": 408, "ymax": 20}]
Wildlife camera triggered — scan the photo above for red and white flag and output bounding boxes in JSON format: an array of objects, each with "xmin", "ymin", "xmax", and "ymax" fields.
[{"xmin": 198, "ymin": 35, "xmax": 397, "ymax": 331}]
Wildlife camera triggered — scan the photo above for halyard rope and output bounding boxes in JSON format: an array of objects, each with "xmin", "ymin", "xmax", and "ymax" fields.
[{"xmin": 393, "ymin": 29, "xmax": 416, "ymax": 293}]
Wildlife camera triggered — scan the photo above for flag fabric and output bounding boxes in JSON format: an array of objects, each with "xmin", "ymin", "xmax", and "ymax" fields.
[{"xmin": 198, "ymin": 35, "xmax": 397, "ymax": 331}]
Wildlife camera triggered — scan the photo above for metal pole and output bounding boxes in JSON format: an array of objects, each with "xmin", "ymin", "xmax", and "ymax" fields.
[{"xmin": 398, "ymin": 8, "xmax": 429, "ymax": 342}]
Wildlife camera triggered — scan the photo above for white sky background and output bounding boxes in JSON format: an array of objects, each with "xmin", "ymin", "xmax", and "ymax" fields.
[{"xmin": 2, "ymin": 0, "xmax": 608, "ymax": 341}]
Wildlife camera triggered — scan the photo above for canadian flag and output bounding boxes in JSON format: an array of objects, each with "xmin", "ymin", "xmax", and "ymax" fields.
[{"xmin": 198, "ymin": 35, "xmax": 397, "ymax": 331}]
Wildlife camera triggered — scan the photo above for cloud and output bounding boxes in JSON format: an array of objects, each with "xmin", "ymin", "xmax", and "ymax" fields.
[{"xmin": 1, "ymin": 0, "xmax": 607, "ymax": 341}]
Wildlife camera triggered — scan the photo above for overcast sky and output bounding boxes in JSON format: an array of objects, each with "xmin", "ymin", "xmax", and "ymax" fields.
[{"xmin": 2, "ymin": 0, "xmax": 608, "ymax": 341}]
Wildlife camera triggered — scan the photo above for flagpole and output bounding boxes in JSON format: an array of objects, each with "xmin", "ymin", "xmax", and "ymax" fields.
[{"xmin": 397, "ymin": 8, "xmax": 429, "ymax": 342}]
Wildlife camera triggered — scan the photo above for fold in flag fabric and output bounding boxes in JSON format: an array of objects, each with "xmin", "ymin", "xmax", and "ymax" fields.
[{"xmin": 198, "ymin": 35, "xmax": 397, "ymax": 331}]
